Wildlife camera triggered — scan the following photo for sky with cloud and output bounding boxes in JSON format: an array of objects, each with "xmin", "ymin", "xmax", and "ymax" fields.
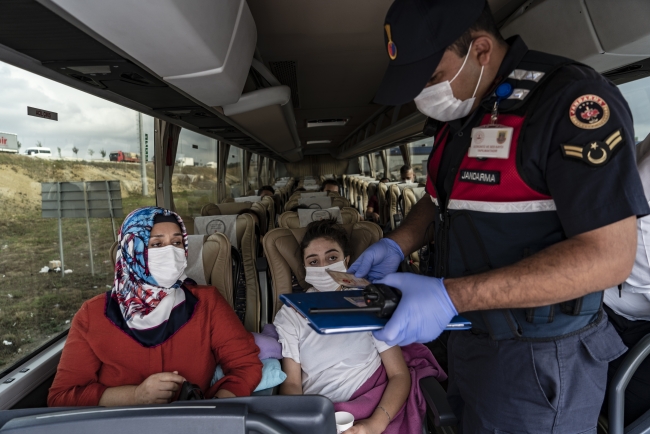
[{"xmin": 0, "ymin": 61, "xmax": 223, "ymax": 163}]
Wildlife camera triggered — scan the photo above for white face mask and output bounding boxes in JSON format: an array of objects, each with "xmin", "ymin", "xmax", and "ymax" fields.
[
  {"xmin": 305, "ymin": 260, "xmax": 347, "ymax": 292},
  {"xmin": 414, "ymin": 41, "xmax": 484, "ymax": 122},
  {"xmin": 147, "ymin": 245, "xmax": 187, "ymax": 288}
]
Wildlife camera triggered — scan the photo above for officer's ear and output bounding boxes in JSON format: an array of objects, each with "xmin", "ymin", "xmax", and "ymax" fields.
[
  {"xmin": 344, "ymin": 255, "xmax": 351, "ymax": 268},
  {"xmin": 472, "ymin": 35, "xmax": 494, "ymax": 67}
]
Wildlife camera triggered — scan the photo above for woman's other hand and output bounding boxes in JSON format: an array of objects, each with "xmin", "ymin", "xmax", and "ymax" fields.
[
  {"xmin": 343, "ymin": 419, "xmax": 382, "ymax": 434},
  {"xmin": 134, "ymin": 371, "xmax": 186, "ymax": 404}
]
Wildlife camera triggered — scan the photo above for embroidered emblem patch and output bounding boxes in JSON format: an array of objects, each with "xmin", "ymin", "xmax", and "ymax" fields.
[
  {"xmin": 385, "ymin": 24, "xmax": 397, "ymax": 60},
  {"xmin": 569, "ymin": 94, "xmax": 610, "ymax": 129},
  {"xmin": 459, "ymin": 170, "xmax": 500, "ymax": 185},
  {"xmin": 561, "ymin": 129, "xmax": 623, "ymax": 167}
]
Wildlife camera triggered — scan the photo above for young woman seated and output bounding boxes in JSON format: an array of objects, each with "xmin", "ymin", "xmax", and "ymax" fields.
[
  {"xmin": 48, "ymin": 207, "xmax": 261, "ymax": 407},
  {"xmin": 274, "ymin": 220, "xmax": 411, "ymax": 434}
]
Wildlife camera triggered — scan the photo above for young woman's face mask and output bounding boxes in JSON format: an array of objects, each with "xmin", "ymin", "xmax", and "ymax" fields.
[{"xmin": 303, "ymin": 237, "xmax": 349, "ymax": 292}]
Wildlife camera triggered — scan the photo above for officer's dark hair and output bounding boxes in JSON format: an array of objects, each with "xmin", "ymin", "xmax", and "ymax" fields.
[
  {"xmin": 259, "ymin": 185, "xmax": 275, "ymax": 195},
  {"xmin": 447, "ymin": 3, "xmax": 506, "ymax": 57},
  {"xmin": 400, "ymin": 165, "xmax": 412, "ymax": 177},
  {"xmin": 300, "ymin": 218, "xmax": 351, "ymax": 260},
  {"xmin": 320, "ymin": 179, "xmax": 340, "ymax": 192}
]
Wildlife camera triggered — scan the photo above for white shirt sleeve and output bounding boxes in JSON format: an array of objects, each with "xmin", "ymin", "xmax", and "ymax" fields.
[
  {"xmin": 372, "ymin": 334, "xmax": 394, "ymax": 354},
  {"xmin": 273, "ymin": 306, "xmax": 303, "ymax": 363}
]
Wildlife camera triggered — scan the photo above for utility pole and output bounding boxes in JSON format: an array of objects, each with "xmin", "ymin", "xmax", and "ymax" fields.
[{"xmin": 138, "ymin": 112, "xmax": 148, "ymax": 196}]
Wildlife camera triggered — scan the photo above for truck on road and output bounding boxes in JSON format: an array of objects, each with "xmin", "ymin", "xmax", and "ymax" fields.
[
  {"xmin": 109, "ymin": 151, "xmax": 140, "ymax": 163},
  {"xmin": 0, "ymin": 132, "xmax": 19, "ymax": 154}
]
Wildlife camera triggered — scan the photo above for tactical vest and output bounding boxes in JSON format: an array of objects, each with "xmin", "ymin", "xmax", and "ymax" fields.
[{"xmin": 426, "ymin": 50, "xmax": 603, "ymax": 341}]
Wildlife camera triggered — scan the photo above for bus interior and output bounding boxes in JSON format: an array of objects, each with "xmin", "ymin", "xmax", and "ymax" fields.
[{"xmin": 1, "ymin": 0, "xmax": 650, "ymax": 433}]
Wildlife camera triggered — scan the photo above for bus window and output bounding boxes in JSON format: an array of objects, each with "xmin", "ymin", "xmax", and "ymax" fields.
[
  {"xmin": 171, "ymin": 130, "xmax": 218, "ymax": 220},
  {"xmin": 359, "ymin": 155, "xmax": 369, "ymax": 176},
  {"xmin": 226, "ymin": 146, "xmax": 243, "ymax": 198},
  {"xmin": 0, "ymin": 63, "xmax": 155, "ymax": 375},
  {"xmin": 619, "ymin": 75, "xmax": 650, "ymax": 142},
  {"xmin": 373, "ymin": 152, "xmax": 385, "ymax": 179},
  {"xmin": 409, "ymin": 138, "xmax": 434, "ymax": 183}
]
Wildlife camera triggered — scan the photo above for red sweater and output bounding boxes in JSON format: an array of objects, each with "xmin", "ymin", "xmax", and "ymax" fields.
[{"xmin": 48, "ymin": 284, "xmax": 261, "ymax": 407}]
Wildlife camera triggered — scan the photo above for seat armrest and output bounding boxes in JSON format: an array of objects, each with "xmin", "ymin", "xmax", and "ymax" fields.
[
  {"xmin": 609, "ymin": 333, "xmax": 650, "ymax": 434},
  {"xmin": 256, "ymin": 257, "xmax": 270, "ymax": 329},
  {"xmin": 419, "ymin": 376, "xmax": 457, "ymax": 427}
]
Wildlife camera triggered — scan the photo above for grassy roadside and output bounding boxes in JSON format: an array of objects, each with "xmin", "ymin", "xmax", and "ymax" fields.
[{"xmin": 0, "ymin": 195, "xmax": 153, "ymax": 371}]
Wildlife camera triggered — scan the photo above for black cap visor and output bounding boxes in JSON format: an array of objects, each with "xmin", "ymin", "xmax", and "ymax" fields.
[{"xmin": 373, "ymin": 49, "xmax": 444, "ymax": 106}]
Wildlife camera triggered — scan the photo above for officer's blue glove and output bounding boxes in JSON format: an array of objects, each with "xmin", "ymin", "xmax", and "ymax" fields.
[
  {"xmin": 372, "ymin": 273, "xmax": 458, "ymax": 346},
  {"xmin": 348, "ymin": 238, "xmax": 405, "ymax": 281}
]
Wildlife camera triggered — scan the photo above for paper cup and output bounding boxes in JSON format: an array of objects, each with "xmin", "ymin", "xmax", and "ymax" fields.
[{"xmin": 335, "ymin": 411, "xmax": 354, "ymax": 434}]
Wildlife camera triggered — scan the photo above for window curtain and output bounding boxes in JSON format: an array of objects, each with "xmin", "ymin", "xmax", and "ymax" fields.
[
  {"xmin": 258, "ymin": 156, "xmax": 265, "ymax": 187},
  {"xmin": 367, "ymin": 154, "xmax": 375, "ymax": 179},
  {"xmin": 243, "ymin": 150, "xmax": 252, "ymax": 194},
  {"xmin": 399, "ymin": 144, "xmax": 411, "ymax": 167},
  {"xmin": 269, "ymin": 159, "xmax": 276, "ymax": 185},
  {"xmin": 153, "ymin": 118, "xmax": 182, "ymax": 210},
  {"xmin": 381, "ymin": 149, "xmax": 389, "ymax": 178},
  {"xmin": 216, "ymin": 141, "xmax": 231, "ymax": 203}
]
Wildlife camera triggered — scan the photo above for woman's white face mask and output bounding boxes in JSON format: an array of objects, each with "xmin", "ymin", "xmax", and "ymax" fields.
[
  {"xmin": 305, "ymin": 260, "xmax": 347, "ymax": 292},
  {"xmin": 414, "ymin": 41, "xmax": 484, "ymax": 122},
  {"xmin": 148, "ymin": 245, "xmax": 187, "ymax": 288}
]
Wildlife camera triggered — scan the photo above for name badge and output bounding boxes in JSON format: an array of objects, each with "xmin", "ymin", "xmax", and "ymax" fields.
[{"xmin": 468, "ymin": 126, "xmax": 514, "ymax": 159}]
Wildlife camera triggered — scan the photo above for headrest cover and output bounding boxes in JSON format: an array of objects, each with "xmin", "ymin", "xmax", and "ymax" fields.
[
  {"xmin": 300, "ymin": 192, "xmax": 328, "ymax": 198},
  {"xmin": 235, "ymin": 195, "xmax": 262, "ymax": 203},
  {"xmin": 298, "ymin": 196, "xmax": 332, "ymax": 209},
  {"xmin": 298, "ymin": 207, "xmax": 343, "ymax": 227},
  {"xmin": 194, "ymin": 215, "xmax": 238, "ymax": 248}
]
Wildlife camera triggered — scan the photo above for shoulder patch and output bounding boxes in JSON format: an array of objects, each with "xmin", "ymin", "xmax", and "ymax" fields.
[
  {"xmin": 561, "ymin": 129, "xmax": 623, "ymax": 167},
  {"xmin": 569, "ymin": 94, "xmax": 610, "ymax": 129}
]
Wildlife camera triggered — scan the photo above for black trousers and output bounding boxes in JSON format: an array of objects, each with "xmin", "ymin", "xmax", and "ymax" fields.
[{"xmin": 603, "ymin": 305, "xmax": 650, "ymax": 426}]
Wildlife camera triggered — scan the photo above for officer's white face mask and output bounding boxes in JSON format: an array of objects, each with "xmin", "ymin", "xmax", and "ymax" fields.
[
  {"xmin": 305, "ymin": 260, "xmax": 347, "ymax": 292},
  {"xmin": 414, "ymin": 41, "xmax": 484, "ymax": 122},
  {"xmin": 148, "ymin": 245, "xmax": 187, "ymax": 288}
]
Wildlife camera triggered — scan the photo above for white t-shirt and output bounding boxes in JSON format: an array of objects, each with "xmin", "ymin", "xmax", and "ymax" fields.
[
  {"xmin": 274, "ymin": 290, "xmax": 393, "ymax": 403},
  {"xmin": 604, "ymin": 139, "xmax": 650, "ymax": 321}
]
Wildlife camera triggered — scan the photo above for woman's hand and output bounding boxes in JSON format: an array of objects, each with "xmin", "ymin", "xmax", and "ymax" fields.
[
  {"xmin": 134, "ymin": 371, "xmax": 186, "ymax": 404},
  {"xmin": 343, "ymin": 419, "xmax": 382, "ymax": 434}
]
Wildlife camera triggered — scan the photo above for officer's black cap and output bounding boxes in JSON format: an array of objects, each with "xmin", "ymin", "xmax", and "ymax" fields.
[{"xmin": 374, "ymin": 0, "xmax": 486, "ymax": 106}]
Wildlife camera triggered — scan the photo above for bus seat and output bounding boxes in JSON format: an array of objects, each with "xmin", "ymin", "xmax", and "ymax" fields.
[
  {"xmin": 261, "ymin": 221, "xmax": 382, "ymax": 322},
  {"xmin": 277, "ymin": 207, "xmax": 360, "ymax": 229},
  {"xmin": 388, "ymin": 183, "xmax": 419, "ymax": 230},
  {"xmin": 198, "ymin": 209, "xmax": 262, "ymax": 332},
  {"xmin": 108, "ymin": 233, "xmax": 234, "ymax": 307},
  {"xmin": 260, "ymin": 196, "xmax": 277, "ymax": 230},
  {"xmin": 403, "ymin": 186, "xmax": 427, "ymax": 218}
]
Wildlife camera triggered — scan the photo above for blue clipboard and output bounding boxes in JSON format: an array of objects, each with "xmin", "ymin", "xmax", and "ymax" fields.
[{"xmin": 280, "ymin": 291, "xmax": 471, "ymax": 335}]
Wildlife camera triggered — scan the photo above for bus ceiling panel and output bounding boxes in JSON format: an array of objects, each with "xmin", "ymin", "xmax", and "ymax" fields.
[
  {"xmin": 228, "ymin": 105, "xmax": 299, "ymax": 154},
  {"xmin": 0, "ymin": 0, "xmax": 121, "ymax": 62},
  {"xmin": 585, "ymin": 0, "xmax": 650, "ymax": 56},
  {"xmin": 45, "ymin": 0, "xmax": 257, "ymax": 107},
  {"xmin": 500, "ymin": 0, "xmax": 650, "ymax": 73}
]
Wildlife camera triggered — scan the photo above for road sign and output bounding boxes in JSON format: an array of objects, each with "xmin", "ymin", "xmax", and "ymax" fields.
[{"xmin": 27, "ymin": 106, "xmax": 58, "ymax": 121}]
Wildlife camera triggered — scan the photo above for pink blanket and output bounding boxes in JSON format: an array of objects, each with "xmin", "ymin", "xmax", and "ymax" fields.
[{"xmin": 333, "ymin": 344, "xmax": 446, "ymax": 434}]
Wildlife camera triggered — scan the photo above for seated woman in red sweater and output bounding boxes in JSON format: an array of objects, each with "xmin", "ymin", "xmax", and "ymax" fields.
[{"xmin": 48, "ymin": 207, "xmax": 261, "ymax": 407}]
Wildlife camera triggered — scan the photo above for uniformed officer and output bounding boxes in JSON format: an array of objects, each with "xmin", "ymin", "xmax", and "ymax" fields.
[{"xmin": 349, "ymin": 0, "xmax": 650, "ymax": 432}]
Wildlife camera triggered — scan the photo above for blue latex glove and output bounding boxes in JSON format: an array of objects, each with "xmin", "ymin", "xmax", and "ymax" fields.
[
  {"xmin": 348, "ymin": 238, "xmax": 405, "ymax": 281},
  {"xmin": 372, "ymin": 273, "xmax": 458, "ymax": 346}
]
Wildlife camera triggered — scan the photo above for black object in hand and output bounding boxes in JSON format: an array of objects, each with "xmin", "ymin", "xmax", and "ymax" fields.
[
  {"xmin": 363, "ymin": 284, "xmax": 402, "ymax": 318},
  {"xmin": 308, "ymin": 283, "xmax": 402, "ymax": 318},
  {"xmin": 178, "ymin": 381, "xmax": 204, "ymax": 401}
]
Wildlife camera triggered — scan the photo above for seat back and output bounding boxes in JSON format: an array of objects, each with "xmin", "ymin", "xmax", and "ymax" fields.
[
  {"xmin": 403, "ymin": 186, "xmax": 427, "ymax": 217},
  {"xmin": 277, "ymin": 207, "xmax": 360, "ymax": 229},
  {"xmin": 197, "ymin": 208, "xmax": 262, "ymax": 332},
  {"xmin": 109, "ymin": 233, "xmax": 234, "ymax": 306},
  {"xmin": 378, "ymin": 182, "xmax": 398, "ymax": 226},
  {"xmin": 263, "ymin": 221, "xmax": 383, "ymax": 318}
]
